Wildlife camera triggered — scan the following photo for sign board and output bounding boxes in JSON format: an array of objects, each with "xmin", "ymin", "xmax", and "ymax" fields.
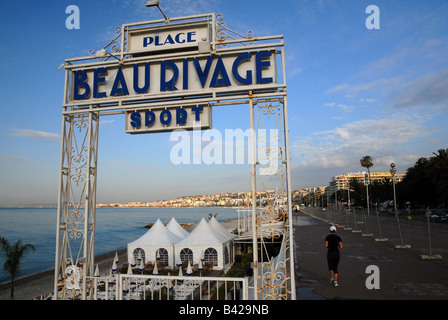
[
  {"xmin": 64, "ymin": 13, "xmax": 284, "ymax": 137},
  {"xmin": 125, "ymin": 105, "xmax": 212, "ymax": 134},
  {"xmin": 128, "ymin": 21, "xmax": 210, "ymax": 54},
  {"xmin": 70, "ymin": 50, "xmax": 277, "ymax": 104}
]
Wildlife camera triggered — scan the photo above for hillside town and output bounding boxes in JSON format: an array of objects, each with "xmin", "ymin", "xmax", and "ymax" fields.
[
  {"xmin": 97, "ymin": 190, "xmax": 279, "ymax": 208},
  {"xmin": 97, "ymin": 171, "xmax": 406, "ymax": 209}
]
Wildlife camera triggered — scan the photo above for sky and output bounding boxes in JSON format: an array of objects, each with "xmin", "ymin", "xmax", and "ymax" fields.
[{"xmin": 0, "ymin": 0, "xmax": 447, "ymax": 206}]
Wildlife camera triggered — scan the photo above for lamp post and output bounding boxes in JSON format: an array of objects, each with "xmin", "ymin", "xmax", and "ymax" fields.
[
  {"xmin": 145, "ymin": 0, "xmax": 169, "ymax": 21},
  {"xmin": 365, "ymin": 172, "xmax": 370, "ymax": 217},
  {"xmin": 390, "ymin": 163, "xmax": 408, "ymax": 248},
  {"xmin": 390, "ymin": 163, "xmax": 398, "ymax": 214},
  {"xmin": 345, "ymin": 187, "xmax": 352, "ymax": 230},
  {"xmin": 363, "ymin": 172, "xmax": 372, "ymax": 236}
]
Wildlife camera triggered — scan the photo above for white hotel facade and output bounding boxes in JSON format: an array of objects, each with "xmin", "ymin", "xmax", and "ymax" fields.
[{"xmin": 328, "ymin": 171, "xmax": 406, "ymax": 195}]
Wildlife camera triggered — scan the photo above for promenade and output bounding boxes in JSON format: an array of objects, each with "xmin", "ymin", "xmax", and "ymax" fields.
[
  {"xmin": 2, "ymin": 211, "xmax": 447, "ymax": 301},
  {"xmin": 294, "ymin": 207, "xmax": 448, "ymax": 300}
]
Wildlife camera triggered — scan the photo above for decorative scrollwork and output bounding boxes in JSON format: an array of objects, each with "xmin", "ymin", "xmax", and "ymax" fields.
[
  {"xmin": 89, "ymin": 25, "xmax": 123, "ymax": 61},
  {"xmin": 65, "ymin": 265, "xmax": 82, "ymax": 290},
  {"xmin": 259, "ymin": 104, "xmax": 280, "ymax": 119},
  {"xmin": 215, "ymin": 13, "xmax": 254, "ymax": 47},
  {"xmin": 66, "ymin": 207, "xmax": 85, "ymax": 241},
  {"xmin": 73, "ymin": 114, "xmax": 88, "ymax": 132},
  {"xmin": 261, "ymin": 257, "xmax": 287, "ymax": 300}
]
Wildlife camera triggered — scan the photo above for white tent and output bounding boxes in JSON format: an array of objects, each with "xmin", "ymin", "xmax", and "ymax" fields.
[
  {"xmin": 127, "ymin": 219, "xmax": 181, "ymax": 268},
  {"xmin": 166, "ymin": 217, "xmax": 190, "ymax": 239},
  {"xmin": 208, "ymin": 216, "xmax": 237, "ymax": 240},
  {"xmin": 174, "ymin": 218, "xmax": 233, "ymax": 270}
]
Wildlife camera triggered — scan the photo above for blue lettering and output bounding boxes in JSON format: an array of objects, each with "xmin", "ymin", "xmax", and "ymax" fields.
[
  {"xmin": 210, "ymin": 56, "xmax": 231, "ymax": 87},
  {"xmin": 175, "ymin": 33, "xmax": 185, "ymax": 44},
  {"xmin": 255, "ymin": 51, "xmax": 273, "ymax": 84},
  {"xmin": 143, "ymin": 37, "xmax": 154, "ymax": 47},
  {"xmin": 73, "ymin": 70, "xmax": 90, "ymax": 100},
  {"xmin": 193, "ymin": 56, "xmax": 213, "ymax": 88},
  {"xmin": 183, "ymin": 58, "xmax": 189, "ymax": 90},
  {"xmin": 130, "ymin": 112, "xmax": 141, "ymax": 128},
  {"xmin": 191, "ymin": 106, "xmax": 203, "ymax": 121},
  {"xmin": 164, "ymin": 34, "xmax": 175, "ymax": 45},
  {"xmin": 160, "ymin": 60, "xmax": 179, "ymax": 91},
  {"xmin": 93, "ymin": 67, "xmax": 107, "ymax": 98},
  {"xmin": 187, "ymin": 31, "xmax": 196, "ymax": 43},
  {"xmin": 155, "ymin": 36, "xmax": 162, "ymax": 46},
  {"xmin": 160, "ymin": 109, "xmax": 172, "ymax": 125},
  {"xmin": 143, "ymin": 32, "xmax": 196, "ymax": 48},
  {"xmin": 133, "ymin": 63, "xmax": 150, "ymax": 94},
  {"xmin": 176, "ymin": 108, "xmax": 188, "ymax": 124},
  {"xmin": 232, "ymin": 52, "xmax": 253, "ymax": 85},
  {"xmin": 111, "ymin": 67, "xmax": 129, "ymax": 96},
  {"xmin": 145, "ymin": 111, "xmax": 155, "ymax": 126}
]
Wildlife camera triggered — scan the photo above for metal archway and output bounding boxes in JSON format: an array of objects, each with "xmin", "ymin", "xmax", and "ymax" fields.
[{"xmin": 54, "ymin": 12, "xmax": 295, "ymax": 300}]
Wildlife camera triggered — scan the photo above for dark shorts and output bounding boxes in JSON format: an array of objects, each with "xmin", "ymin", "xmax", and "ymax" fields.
[{"xmin": 327, "ymin": 251, "xmax": 340, "ymax": 273}]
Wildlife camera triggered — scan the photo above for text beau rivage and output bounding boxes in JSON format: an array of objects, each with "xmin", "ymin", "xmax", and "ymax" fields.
[{"xmin": 71, "ymin": 50, "xmax": 276, "ymax": 101}]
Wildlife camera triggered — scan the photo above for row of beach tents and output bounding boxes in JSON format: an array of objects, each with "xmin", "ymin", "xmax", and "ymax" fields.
[{"xmin": 127, "ymin": 216, "xmax": 236, "ymax": 270}]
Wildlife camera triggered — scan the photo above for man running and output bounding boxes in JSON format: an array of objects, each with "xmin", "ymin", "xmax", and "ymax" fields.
[{"xmin": 325, "ymin": 226, "xmax": 343, "ymax": 286}]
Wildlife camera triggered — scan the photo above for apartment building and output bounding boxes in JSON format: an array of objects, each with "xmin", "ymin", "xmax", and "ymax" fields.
[{"xmin": 328, "ymin": 171, "xmax": 406, "ymax": 195}]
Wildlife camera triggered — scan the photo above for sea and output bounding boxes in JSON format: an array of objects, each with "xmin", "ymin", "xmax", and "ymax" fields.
[{"xmin": 0, "ymin": 207, "xmax": 241, "ymax": 284}]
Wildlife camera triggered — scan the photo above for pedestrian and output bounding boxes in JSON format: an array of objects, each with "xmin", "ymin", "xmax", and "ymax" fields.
[{"xmin": 325, "ymin": 225, "xmax": 343, "ymax": 286}]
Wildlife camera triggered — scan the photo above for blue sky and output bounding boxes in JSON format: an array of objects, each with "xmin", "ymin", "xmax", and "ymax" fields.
[{"xmin": 0, "ymin": 0, "xmax": 447, "ymax": 206}]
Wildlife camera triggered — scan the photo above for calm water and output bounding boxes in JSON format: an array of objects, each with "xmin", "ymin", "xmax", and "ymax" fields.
[{"xmin": 0, "ymin": 207, "xmax": 240, "ymax": 284}]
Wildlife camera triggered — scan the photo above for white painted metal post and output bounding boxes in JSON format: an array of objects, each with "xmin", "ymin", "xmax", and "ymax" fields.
[
  {"xmin": 54, "ymin": 113, "xmax": 68, "ymax": 299},
  {"xmin": 54, "ymin": 110, "xmax": 99, "ymax": 300},
  {"xmin": 249, "ymin": 95, "xmax": 259, "ymax": 300},
  {"xmin": 280, "ymin": 40, "xmax": 296, "ymax": 299},
  {"xmin": 82, "ymin": 111, "xmax": 99, "ymax": 299},
  {"xmin": 282, "ymin": 96, "xmax": 296, "ymax": 300}
]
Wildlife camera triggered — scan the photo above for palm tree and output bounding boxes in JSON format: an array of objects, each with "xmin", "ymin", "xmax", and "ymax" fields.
[
  {"xmin": 360, "ymin": 156, "xmax": 373, "ymax": 213},
  {"xmin": 0, "ymin": 236, "xmax": 35, "ymax": 299},
  {"xmin": 360, "ymin": 155, "xmax": 373, "ymax": 178}
]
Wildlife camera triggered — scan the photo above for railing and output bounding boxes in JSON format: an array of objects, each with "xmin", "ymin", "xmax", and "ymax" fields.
[
  {"xmin": 301, "ymin": 206, "xmax": 447, "ymax": 259},
  {"xmin": 87, "ymin": 274, "xmax": 249, "ymax": 300}
]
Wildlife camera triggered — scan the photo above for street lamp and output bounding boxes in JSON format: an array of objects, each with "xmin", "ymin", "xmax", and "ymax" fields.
[
  {"xmin": 363, "ymin": 172, "xmax": 372, "ymax": 236},
  {"xmin": 364, "ymin": 172, "xmax": 370, "ymax": 217},
  {"xmin": 390, "ymin": 162, "xmax": 408, "ymax": 248},
  {"xmin": 146, "ymin": 0, "xmax": 169, "ymax": 21},
  {"xmin": 390, "ymin": 163, "xmax": 397, "ymax": 215}
]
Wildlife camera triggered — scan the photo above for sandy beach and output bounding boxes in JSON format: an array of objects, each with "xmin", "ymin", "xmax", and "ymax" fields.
[
  {"xmin": 0, "ymin": 218, "xmax": 241, "ymax": 300},
  {"xmin": 0, "ymin": 249, "xmax": 129, "ymax": 300}
]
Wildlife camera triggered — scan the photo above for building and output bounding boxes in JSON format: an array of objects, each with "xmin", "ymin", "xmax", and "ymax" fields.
[{"xmin": 328, "ymin": 171, "xmax": 406, "ymax": 195}]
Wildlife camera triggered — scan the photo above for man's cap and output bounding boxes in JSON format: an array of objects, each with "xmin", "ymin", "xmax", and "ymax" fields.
[{"xmin": 330, "ymin": 226, "xmax": 337, "ymax": 232}]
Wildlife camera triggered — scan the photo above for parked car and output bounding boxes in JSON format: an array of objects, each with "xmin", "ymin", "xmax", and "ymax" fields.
[{"xmin": 425, "ymin": 209, "xmax": 448, "ymax": 223}]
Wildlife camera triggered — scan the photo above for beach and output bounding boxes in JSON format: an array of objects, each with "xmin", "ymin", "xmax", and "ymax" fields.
[
  {"xmin": 0, "ymin": 218, "xmax": 241, "ymax": 300},
  {"xmin": 0, "ymin": 249, "xmax": 129, "ymax": 300}
]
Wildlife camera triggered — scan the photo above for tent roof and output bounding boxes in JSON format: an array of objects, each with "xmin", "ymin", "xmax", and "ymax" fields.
[
  {"xmin": 129, "ymin": 218, "xmax": 181, "ymax": 246},
  {"xmin": 178, "ymin": 218, "xmax": 229, "ymax": 245},
  {"xmin": 166, "ymin": 217, "xmax": 190, "ymax": 239},
  {"xmin": 208, "ymin": 216, "xmax": 236, "ymax": 240}
]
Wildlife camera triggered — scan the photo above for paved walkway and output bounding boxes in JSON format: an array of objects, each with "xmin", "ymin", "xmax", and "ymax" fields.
[{"xmin": 293, "ymin": 208, "xmax": 448, "ymax": 300}]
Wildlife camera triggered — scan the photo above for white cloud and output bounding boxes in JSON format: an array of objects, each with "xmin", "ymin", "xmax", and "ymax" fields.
[
  {"xmin": 324, "ymin": 102, "xmax": 355, "ymax": 112},
  {"xmin": 389, "ymin": 68, "xmax": 448, "ymax": 110},
  {"xmin": 100, "ymin": 119, "xmax": 115, "ymax": 126},
  {"xmin": 10, "ymin": 129, "xmax": 60, "ymax": 143},
  {"xmin": 0, "ymin": 154, "xmax": 33, "ymax": 163},
  {"xmin": 293, "ymin": 114, "xmax": 427, "ymax": 171}
]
